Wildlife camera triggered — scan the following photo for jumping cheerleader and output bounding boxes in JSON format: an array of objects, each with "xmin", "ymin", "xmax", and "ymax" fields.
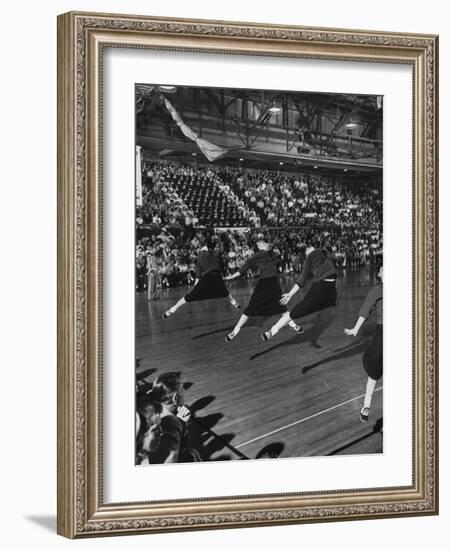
[
  {"xmin": 345, "ymin": 266, "xmax": 383, "ymax": 422},
  {"xmin": 262, "ymin": 244, "xmax": 338, "ymax": 341},
  {"xmin": 224, "ymin": 240, "xmax": 301, "ymax": 342},
  {"xmin": 162, "ymin": 239, "xmax": 240, "ymax": 319}
]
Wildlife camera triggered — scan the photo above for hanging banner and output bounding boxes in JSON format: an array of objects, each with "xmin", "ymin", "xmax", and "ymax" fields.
[{"xmin": 163, "ymin": 97, "xmax": 228, "ymax": 162}]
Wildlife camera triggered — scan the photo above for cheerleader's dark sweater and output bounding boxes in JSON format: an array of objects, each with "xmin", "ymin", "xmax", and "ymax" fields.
[
  {"xmin": 297, "ymin": 249, "xmax": 337, "ymax": 288},
  {"xmin": 239, "ymin": 251, "xmax": 280, "ymax": 279},
  {"xmin": 196, "ymin": 250, "xmax": 222, "ymax": 278},
  {"xmin": 359, "ymin": 283, "xmax": 383, "ymax": 325}
]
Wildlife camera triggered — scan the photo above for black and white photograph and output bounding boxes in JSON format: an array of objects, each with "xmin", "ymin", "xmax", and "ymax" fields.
[{"xmin": 135, "ymin": 83, "xmax": 383, "ymax": 465}]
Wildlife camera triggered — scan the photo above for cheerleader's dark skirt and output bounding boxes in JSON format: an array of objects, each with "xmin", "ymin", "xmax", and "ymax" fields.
[
  {"xmin": 290, "ymin": 278, "xmax": 337, "ymax": 320},
  {"xmin": 244, "ymin": 277, "xmax": 287, "ymax": 317},
  {"xmin": 184, "ymin": 270, "xmax": 229, "ymax": 302},
  {"xmin": 363, "ymin": 324, "xmax": 383, "ymax": 380}
]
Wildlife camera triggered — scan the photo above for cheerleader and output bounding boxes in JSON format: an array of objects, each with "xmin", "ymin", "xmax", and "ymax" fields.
[
  {"xmin": 224, "ymin": 240, "xmax": 301, "ymax": 342},
  {"xmin": 162, "ymin": 239, "xmax": 240, "ymax": 319},
  {"xmin": 262, "ymin": 245, "xmax": 337, "ymax": 341},
  {"xmin": 345, "ymin": 266, "xmax": 383, "ymax": 422}
]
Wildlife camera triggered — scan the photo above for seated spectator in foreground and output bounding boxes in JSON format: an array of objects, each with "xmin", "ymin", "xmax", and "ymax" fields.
[
  {"xmin": 145, "ymin": 372, "xmax": 201, "ymax": 463},
  {"xmin": 136, "ymin": 395, "xmax": 162, "ymax": 465}
]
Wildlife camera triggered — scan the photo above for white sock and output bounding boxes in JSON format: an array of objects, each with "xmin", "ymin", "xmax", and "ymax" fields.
[
  {"xmin": 270, "ymin": 314, "xmax": 291, "ymax": 335},
  {"xmin": 169, "ymin": 298, "xmax": 185, "ymax": 314},
  {"xmin": 363, "ymin": 377, "xmax": 377, "ymax": 409}
]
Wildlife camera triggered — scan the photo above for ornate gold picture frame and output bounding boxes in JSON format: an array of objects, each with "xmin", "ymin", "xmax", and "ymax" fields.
[{"xmin": 57, "ymin": 11, "xmax": 438, "ymax": 538}]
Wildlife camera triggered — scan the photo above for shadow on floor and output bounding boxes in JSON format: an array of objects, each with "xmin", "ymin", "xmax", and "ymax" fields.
[
  {"xmin": 190, "ymin": 395, "xmax": 216, "ymax": 413},
  {"xmin": 189, "ymin": 412, "xmax": 248, "ymax": 460},
  {"xmin": 255, "ymin": 442, "xmax": 285, "ymax": 459},
  {"xmin": 192, "ymin": 325, "xmax": 235, "ymax": 340},
  {"xmin": 327, "ymin": 417, "xmax": 383, "ymax": 455},
  {"xmin": 302, "ymin": 340, "xmax": 367, "ymax": 374},
  {"xmin": 192, "ymin": 315, "xmax": 269, "ymax": 340},
  {"xmin": 249, "ymin": 309, "xmax": 337, "ymax": 361}
]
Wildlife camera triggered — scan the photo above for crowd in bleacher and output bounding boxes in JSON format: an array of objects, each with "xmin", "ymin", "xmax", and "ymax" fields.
[
  {"xmin": 219, "ymin": 168, "xmax": 381, "ymax": 228},
  {"xmin": 136, "ymin": 161, "xmax": 382, "ymax": 291}
]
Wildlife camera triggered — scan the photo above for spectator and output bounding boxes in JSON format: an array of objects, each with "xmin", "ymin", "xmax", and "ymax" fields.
[
  {"xmin": 146, "ymin": 372, "xmax": 201, "ymax": 463},
  {"xmin": 135, "ymin": 395, "xmax": 162, "ymax": 465}
]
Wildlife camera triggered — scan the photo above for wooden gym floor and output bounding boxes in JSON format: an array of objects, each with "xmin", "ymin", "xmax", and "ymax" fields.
[{"xmin": 136, "ymin": 267, "xmax": 383, "ymax": 462}]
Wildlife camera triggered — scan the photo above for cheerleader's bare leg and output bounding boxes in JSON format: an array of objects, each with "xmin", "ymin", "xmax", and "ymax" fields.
[
  {"xmin": 162, "ymin": 297, "xmax": 186, "ymax": 319},
  {"xmin": 225, "ymin": 314, "xmax": 248, "ymax": 342},
  {"xmin": 262, "ymin": 313, "xmax": 303, "ymax": 341},
  {"xmin": 360, "ymin": 376, "xmax": 377, "ymax": 422}
]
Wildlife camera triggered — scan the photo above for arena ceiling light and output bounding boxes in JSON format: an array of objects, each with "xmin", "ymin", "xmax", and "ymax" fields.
[
  {"xmin": 192, "ymin": 152, "xmax": 197, "ymax": 156},
  {"xmin": 279, "ymin": 162, "xmax": 284, "ymax": 165},
  {"xmin": 158, "ymin": 85, "xmax": 177, "ymax": 93},
  {"xmin": 345, "ymin": 119, "xmax": 359, "ymax": 129},
  {"xmin": 268, "ymin": 100, "xmax": 282, "ymax": 114}
]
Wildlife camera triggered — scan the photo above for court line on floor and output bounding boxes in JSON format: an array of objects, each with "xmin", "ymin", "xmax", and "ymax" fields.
[{"xmin": 235, "ymin": 387, "xmax": 383, "ymax": 449}]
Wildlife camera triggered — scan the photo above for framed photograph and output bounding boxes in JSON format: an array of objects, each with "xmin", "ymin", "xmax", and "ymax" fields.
[{"xmin": 57, "ymin": 11, "xmax": 439, "ymax": 538}]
